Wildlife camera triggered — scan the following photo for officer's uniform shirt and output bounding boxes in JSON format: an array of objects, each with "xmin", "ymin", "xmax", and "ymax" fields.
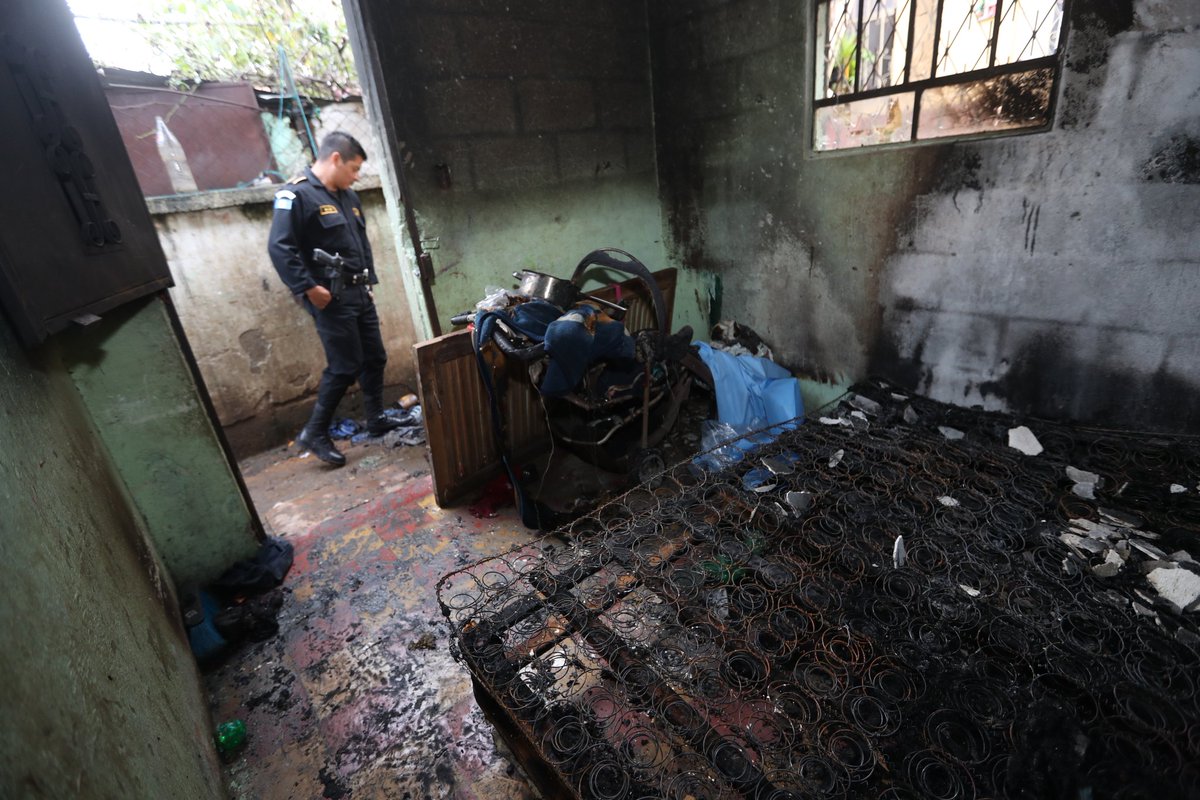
[{"xmin": 267, "ymin": 166, "xmax": 377, "ymax": 296}]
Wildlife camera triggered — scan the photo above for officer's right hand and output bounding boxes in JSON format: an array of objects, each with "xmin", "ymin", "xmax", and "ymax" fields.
[{"xmin": 305, "ymin": 285, "xmax": 334, "ymax": 310}]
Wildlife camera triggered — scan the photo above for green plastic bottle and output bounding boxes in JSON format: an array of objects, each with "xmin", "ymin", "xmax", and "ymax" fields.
[{"xmin": 214, "ymin": 720, "xmax": 246, "ymax": 754}]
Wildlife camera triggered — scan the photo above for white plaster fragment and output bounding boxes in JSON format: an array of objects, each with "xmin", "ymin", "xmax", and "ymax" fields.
[
  {"xmin": 1007, "ymin": 426, "xmax": 1043, "ymax": 456},
  {"xmin": 1066, "ymin": 466, "xmax": 1101, "ymax": 485},
  {"xmin": 849, "ymin": 394, "xmax": 882, "ymax": 416},
  {"xmin": 938, "ymin": 426, "xmax": 965, "ymax": 441},
  {"xmin": 828, "ymin": 449, "xmax": 845, "ymax": 468},
  {"xmin": 1171, "ymin": 550, "xmax": 1196, "ymax": 564},
  {"xmin": 1147, "ymin": 568, "xmax": 1200, "ymax": 611},
  {"xmin": 819, "ymin": 416, "xmax": 849, "ymax": 426},
  {"xmin": 891, "ymin": 393, "xmax": 909, "ymax": 401},
  {"xmin": 1092, "ymin": 549, "xmax": 1124, "ymax": 578},
  {"xmin": 1170, "ymin": 484, "xmax": 1187, "ymax": 494},
  {"xmin": 1072, "ymin": 483, "xmax": 1097, "ymax": 500},
  {"xmin": 938, "ymin": 496, "xmax": 960, "ymax": 507},
  {"xmin": 959, "ymin": 584, "xmax": 981, "ymax": 598},
  {"xmin": 903, "ymin": 405, "xmax": 919, "ymax": 425},
  {"xmin": 893, "ymin": 535, "xmax": 906, "ymax": 569}
]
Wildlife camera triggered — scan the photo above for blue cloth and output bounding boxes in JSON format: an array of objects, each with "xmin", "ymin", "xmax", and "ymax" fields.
[
  {"xmin": 541, "ymin": 306, "xmax": 634, "ymax": 396},
  {"xmin": 476, "ymin": 302, "xmax": 635, "ymax": 398},
  {"xmin": 695, "ymin": 342, "xmax": 804, "ymax": 432}
]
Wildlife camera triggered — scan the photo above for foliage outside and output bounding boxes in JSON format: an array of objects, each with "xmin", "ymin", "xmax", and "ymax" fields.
[{"xmin": 120, "ymin": 0, "xmax": 359, "ymax": 98}]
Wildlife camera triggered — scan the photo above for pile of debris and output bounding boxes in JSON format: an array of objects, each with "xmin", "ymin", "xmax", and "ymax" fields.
[{"xmin": 439, "ymin": 380, "xmax": 1199, "ymax": 800}]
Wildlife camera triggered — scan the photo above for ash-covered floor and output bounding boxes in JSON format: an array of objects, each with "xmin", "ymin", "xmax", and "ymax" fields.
[
  {"xmin": 206, "ymin": 440, "xmax": 542, "ymax": 800},
  {"xmin": 206, "ymin": 384, "xmax": 1200, "ymax": 800}
]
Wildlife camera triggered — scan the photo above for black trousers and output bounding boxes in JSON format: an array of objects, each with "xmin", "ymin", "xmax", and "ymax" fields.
[{"xmin": 306, "ymin": 285, "xmax": 388, "ymax": 415}]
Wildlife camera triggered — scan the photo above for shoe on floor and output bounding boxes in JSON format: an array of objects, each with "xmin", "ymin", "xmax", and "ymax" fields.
[{"xmin": 367, "ymin": 413, "xmax": 404, "ymax": 437}]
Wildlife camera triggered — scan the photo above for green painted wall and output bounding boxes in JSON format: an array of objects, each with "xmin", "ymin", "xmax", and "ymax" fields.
[
  {"xmin": 416, "ymin": 177, "xmax": 715, "ymax": 338},
  {"xmin": 0, "ymin": 316, "xmax": 223, "ymax": 799},
  {"xmin": 62, "ymin": 296, "xmax": 260, "ymax": 588}
]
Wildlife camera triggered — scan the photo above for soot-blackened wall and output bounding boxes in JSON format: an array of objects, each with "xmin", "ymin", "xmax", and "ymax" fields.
[{"xmin": 649, "ymin": 0, "xmax": 1199, "ymax": 432}]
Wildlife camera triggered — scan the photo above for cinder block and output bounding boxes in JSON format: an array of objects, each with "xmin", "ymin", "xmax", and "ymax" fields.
[
  {"xmin": 423, "ymin": 79, "xmax": 516, "ymax": 136},
  {"xmin": 519, "ymin": 80, "xmax": 597, "ymax": 131},
  {"xmin": 625, "ymin": 132, "xmax": 658, "ymax": 175},
  {"xmin": 458, "ymin": 16, "xmax": 563, "ymax": 75},
  {"xmin": 597, "ymin": 80, "xmax": 653, "ymax": 129},
  {"xmin": 410, "ymin": 138, "xmax": 474, "ymax": 191},
  {"xmin": 583, "ymin": 25, "xmax": 653, "ymax": 79},
  {"xmin": 472, "ymin": 136, "xmax": 558, "ymax": 191},
  {"xmin": 412, "ymin": 14, "xmax": 461, "ymax": 77},
  {"xmin": 702, "ymin": 0, "xmax": 801, "ymax": 63},
  {"xmin": 558, "ymin": 132, "xmax": 628, "ymax": 181}
]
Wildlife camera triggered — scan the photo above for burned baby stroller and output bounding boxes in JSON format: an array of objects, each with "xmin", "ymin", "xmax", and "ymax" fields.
[{"xmin": 461, "ymin": 249, "xmax": 709, "ymax": 528}]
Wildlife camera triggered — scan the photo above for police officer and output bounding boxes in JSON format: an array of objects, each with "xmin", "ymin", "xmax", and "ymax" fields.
[{"xmin": 267, "ymin": 131, "xmax": 402, "ymax": 466}]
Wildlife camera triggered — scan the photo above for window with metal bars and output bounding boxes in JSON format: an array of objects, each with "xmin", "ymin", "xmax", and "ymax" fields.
[{"xmin": 813, "ymin": 0, "xmax": 1068, "ymax": 151}]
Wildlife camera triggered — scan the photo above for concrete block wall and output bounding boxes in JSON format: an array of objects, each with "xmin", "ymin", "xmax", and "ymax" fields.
[
  {"xmin": 151, "ymin": 182, "xmax": 420, "ymax": 456},
  {"xmin": 648, "ymin": 0, "xmax": 1200, "ymax": 432},
  {"xmin": 356, "ymin": 0, "xmax": 714, "ymax": 339}
]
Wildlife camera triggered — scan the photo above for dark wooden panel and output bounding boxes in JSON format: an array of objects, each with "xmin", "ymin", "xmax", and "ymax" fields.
[{"xmin": 0, "ymin": 0, "xmax": 173, "ymax": 346}]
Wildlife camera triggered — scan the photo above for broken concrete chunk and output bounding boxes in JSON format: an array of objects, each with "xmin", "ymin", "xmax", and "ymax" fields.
[
  {"xmin": 1008, "ymin": 426, "xmax": 1043, "ymax": 456},
  {"xmin": 938, "ymin": 496, "xmax": 960, "ymax": 507},
  {"xmin": 903, "ymin": 405, "xmax": 919, "ymax": 425},
  {"xmin": 1071, "ymin": 483, "xmax": 1097, "ymax": 500},
  {"xmin": 818, "ymin": 416, "xmax": 849, "ymax": 426},
  {"xmin": 1147, "ymin": 567, "xmax": 1200, "ymax": 611},
  {"xmin": 1092, "ymin": 549, "xmax": 1124, "ymax": 578},
  {"xmin": 1066, "ymin": 466, "xmax": 1101, "ymax": 485},
  {"xmin": 1170, "ymin": 484, "xmax": 1187, "ymax": 494},
  {"xmin": 849, "ymin": 394, "xmax": 882, "ymax": 416},
  {"xmin": 849, "ymin": 410, "xmax": 870, "ymax": 430},
  {"xmin": 938, "ymin": 426, "xmax": 965, "ymax": 441},
  {"xmin": 1171, "ymin": 550, "xmax": 1196, "ymax": 564}
]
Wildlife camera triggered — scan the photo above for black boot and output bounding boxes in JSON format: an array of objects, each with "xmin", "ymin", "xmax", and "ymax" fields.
[
  {"xmin": 297, "ymin": 403, "xmax": 346, "ymax": 466},
  {"xmin": 364, "ymin": 396, "xmax": 402, "ymax": 436}
]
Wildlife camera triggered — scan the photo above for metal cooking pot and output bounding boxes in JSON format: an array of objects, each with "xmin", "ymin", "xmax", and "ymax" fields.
[{"xmin": 513, "ymin": 269, "xmax": 580, "ymax": 309}]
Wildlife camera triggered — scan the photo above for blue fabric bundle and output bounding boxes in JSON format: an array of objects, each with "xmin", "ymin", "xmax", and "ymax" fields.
[{"xmin": 695, "ymin": 341, "xmax": 804, "ymax": 432}]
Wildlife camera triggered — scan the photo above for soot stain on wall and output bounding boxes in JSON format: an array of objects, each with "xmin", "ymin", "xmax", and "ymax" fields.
[
  {"xmin": 977, "ymin": 333, "xmax": 1199, "ymax": 432},
  {"xmin": 1141, "ymin": 134, "xmax": 1200, "ymax": 184}
]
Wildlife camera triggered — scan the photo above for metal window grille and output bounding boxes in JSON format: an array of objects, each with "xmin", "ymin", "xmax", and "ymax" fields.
[{"xmin": 813, "ymin": 0, "xmax": 1068, "ymax": 151}]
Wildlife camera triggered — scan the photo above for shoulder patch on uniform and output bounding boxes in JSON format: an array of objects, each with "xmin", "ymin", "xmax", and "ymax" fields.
[
  {"xmin": 273, "ymin": 189, "xmax": 295, "ymax": 211},
  {"xmin": 288, "ymin": 174, "xmax": 308, "ymax": 183},
  {"xmin": 352, "ymin": 207, "xmax": 361, "ymax": 217},
  {"xmin": 318, "ymin": 204, "xmax": 339, "ymax": 216}
]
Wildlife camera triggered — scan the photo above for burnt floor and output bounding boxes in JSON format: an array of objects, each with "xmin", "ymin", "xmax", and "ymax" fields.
[{"xmin": 206, "ymin": 439, "xmax": 542, "ymax": 800}]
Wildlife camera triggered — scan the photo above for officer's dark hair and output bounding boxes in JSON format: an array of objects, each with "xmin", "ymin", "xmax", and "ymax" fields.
[{"xmin": 317, "ymin": 131, "xmax": 367, "ymax": 163}]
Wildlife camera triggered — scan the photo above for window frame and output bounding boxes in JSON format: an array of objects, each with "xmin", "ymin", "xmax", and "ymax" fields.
[{"xmin": 809, "ymin": 0, "xmax": 1073, "ymax": 153}]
